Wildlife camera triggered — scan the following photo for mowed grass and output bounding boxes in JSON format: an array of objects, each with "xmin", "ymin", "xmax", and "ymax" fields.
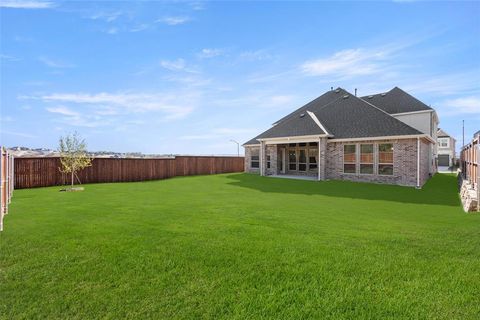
[{"xmin": 1, "ymin": 173, "xmax": 479, "ymax": 319}]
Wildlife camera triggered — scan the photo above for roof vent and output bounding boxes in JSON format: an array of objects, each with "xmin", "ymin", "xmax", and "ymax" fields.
[
  {"xmin": 368, "ymin": 95, "xmax": 373, "ymax": 99},
  {"xmin": 299, "ymin": 113, "xmax": 305, "ymax": 118},
  {"xmin": 335, "ymin": 89, "xmax": 340, "ymax": 93},
  {"xmin": 343, "ymin": 94, "xmax": 349, "ymax": 99},
  {"xmin": 381, "ymin": 93, "xmax": 386, "ymax": 97}
]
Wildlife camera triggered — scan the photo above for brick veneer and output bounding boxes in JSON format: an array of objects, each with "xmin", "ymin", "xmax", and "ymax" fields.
[{"xmin": 244, "ymin": 137, "xmax": 432, "ymax": 187}]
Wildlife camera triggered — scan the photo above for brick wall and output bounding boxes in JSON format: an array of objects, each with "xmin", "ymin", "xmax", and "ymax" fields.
[
  {"xmin": 419, "ymin": 138, "xmax": 431, "ymax": 186},
  {"xmin": 245, "ymin": 138, "xmax": 432, "ymax": 187},
  {"xmin": 244, "ymin": 146, "xmax": 260, "ymax": 173},
  {"xmin": 325, "ymin": 138, "xmax": 428, "ymax": 187}
]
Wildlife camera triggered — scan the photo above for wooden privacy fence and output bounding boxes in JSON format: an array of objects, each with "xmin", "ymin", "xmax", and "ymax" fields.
[
  {"xmin": 1, "ymin": 147, "xmax": 14, "ymax": 231},
  {"xmin": 459, "ymin": 132, "xmax": 479, "ymax": 212},
  {"xmin": 14, "ymin": 156, "xmax": 245, "ymax": 189}
]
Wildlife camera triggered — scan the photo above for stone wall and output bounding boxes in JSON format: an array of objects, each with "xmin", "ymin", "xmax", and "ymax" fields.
[
  {"xmin": 459, "ymin": 175, "xmax": 479, "ymax": 212},
  {"xmin": 325, "ymin": 138, "xmax": 428, "ymax": 187}
]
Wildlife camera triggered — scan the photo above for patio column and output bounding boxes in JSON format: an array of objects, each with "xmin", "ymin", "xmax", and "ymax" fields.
[
  {"xmin": 260, "ymin": 141, "xmax": 266, "ymax": 176},
  {"xmin": 318, "ymin": 137, "xmax": 327, "ymax": 181},
  {"xmin": 318, "ymin": 138, "xmax": 321, "ymax": 181}
]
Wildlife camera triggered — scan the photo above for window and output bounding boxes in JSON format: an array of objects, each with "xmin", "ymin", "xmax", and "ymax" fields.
[
  {"xmin": 343, "ymin": 144, "xmax": 356, "ymax": 174},
  {"xmin": 378, "ymin": 143, "xmax": 393, "ymax": 175},
  {"xmin": 267, "ymin": 155, "xmax": 271, "ymax": 169},
  {"xmin": 289, "ymin": 143, "xmax": 296, "ymax": 147},
  {"xmin": 299, "ymin": 149, "xmax": 307, "ymax": 171},
  {"xmin": 438, "ymin": 138, "xmax": 449, "ymax": 148},
  {"xmin": 251, "ymin": 155, "xmax": 259, "ymax": 168},
  {"xmin": 288, "ymin": 149, "xmax": 297, "ymax": 170},
  {"xmin": 360, "ymin": 144, "xmax": 374, "ymax": 174},
  {"xmin": 309, "ymin": 149, "xmax": 318, "ymax": 169},
  {"xmin": 299, "ymin": 143, "xmax": 307, "ymax": 147},
  {"xmin": 309, "ymin": 142, "xmax": 318, "ymax": 147}
]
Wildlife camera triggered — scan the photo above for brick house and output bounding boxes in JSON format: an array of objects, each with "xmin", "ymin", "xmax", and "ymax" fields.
[{"xmin": 243, "ymin": 87, "xmax": 439, "ymax": 188}]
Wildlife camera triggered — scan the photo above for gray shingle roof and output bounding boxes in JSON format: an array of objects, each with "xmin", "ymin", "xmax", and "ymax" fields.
[
  {"xmin": 243, "ymin": 88, "xmax": 423, "ymax": 145},
  {"xmin": 437, "ymin": 128, "xmax": 454, "ymax": 139},
  {"xmin": 361, "ymin": 87, "xmax": 433, "ymax": 114}
]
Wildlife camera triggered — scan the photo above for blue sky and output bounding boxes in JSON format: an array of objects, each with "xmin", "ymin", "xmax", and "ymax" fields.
[{"xmin": 1, "ymin": 0, "xmax": 479, "ymax": 155}]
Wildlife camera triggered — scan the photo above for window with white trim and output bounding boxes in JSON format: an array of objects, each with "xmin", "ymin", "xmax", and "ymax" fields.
[
  {"xmin": 438, "ymin": 138, "xmax": 449, "ymax": 148},
  {"xmin": 378, "ymin": 143, "xmax": 393, "ymax": 175},
  {"xmin": 343, "ymin": 144, "xmax": 356, "ymax": 174},
  {"xmin": 360, "ymin": 144, "xmax": 374, "ymax": 174}
]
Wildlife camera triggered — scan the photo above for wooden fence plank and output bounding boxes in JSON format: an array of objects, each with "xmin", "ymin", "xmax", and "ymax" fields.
[{"xmin": 13, "ymin": 156, "xmax": 244, "ymax": 189}]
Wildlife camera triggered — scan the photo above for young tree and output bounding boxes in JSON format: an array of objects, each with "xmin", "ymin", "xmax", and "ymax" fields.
[{"xmin": 58, "ymin": 132, "xmax": 92, "ymax": 188}]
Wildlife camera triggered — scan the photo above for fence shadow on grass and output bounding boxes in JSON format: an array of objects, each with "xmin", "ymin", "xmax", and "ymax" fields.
[{"xmin": 226, "ymin": 173, "xmax": 461, "ymax": 207}]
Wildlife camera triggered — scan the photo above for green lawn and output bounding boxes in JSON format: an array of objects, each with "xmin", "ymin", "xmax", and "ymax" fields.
[{"xmin": 1, "ymin": 173, "xmax": 479, "ymax": 319}]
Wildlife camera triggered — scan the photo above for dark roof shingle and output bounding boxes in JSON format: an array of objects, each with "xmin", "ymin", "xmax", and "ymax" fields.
[
  {"xmin": 243, "ymin": 88, "xmax": 423, "ymax": 145},
  {"xmin": 361, "ymin": 87, "xmax": 433, "ymax": 114}
]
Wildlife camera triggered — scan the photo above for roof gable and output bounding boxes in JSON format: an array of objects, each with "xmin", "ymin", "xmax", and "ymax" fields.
[
  {"xmin": 243, "ymin": 88, "xmax": 423, "ymax": 145},
  {"xmin": 311, "ymin": 92, "xmax": 423, "ymax": 139},
  {"xmin": 361, "ymin": 87, "xmax": 433, "ymax": 114}
]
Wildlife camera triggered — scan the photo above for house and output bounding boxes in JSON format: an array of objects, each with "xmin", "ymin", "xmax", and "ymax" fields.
[
  {"xmin": 243, "ymin": 87, "xmax": 439, "ymax": 188},
  {"xmin": 437, "ymin": 128, "xmax": 456, "ymax": 167}
]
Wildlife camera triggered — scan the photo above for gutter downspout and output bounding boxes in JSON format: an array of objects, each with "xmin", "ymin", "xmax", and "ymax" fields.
[{"xmin": 416, "ymin": 137, "xmax": 420, "ymax": 189}]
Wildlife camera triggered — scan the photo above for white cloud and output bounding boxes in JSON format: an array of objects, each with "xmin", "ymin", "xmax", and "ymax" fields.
[
  {"xmin": 160, "ymin": 58, "xmax": 186, "ymax": 71},
  {"xmin": 190, "ymin": 2, "xmax": 206, "ymax": 11},
  {"xmin": 27, "ymin": 91, "xmax": 196, "ymax": 121},
  {"xmin": 130, "ymin": 24, "xmax": 148, "ymax": 32},
  {"xmin": 198, "ymin": 48, "xmax": 223, "ymax": 59},
  {"xmin": 0, "ymin": 0, "xmax": 55, "ymax": 9},
  {"xmin": 401, "ymin": 71, "xmax": 480, "ymax": 96},
  {"xmin": 0, "ymin": 54, "xmax": 21, "ymax": 62},
  {"xmin": 239, "ymin": 49, "xmax": 273, "ymax": 61},
  {"xmin": 301, "ymin": 48, "xmax": 388, "ymax": 77},
  {"xmin": 160, "ymin": 58, "xmax": 198, "ymax": 73},
  {"xmin": 157, "ymin": 16, "xmax": 190, "ymax": 26},
  {"xmin": 38, "ymin": 56, "xmax": 74, "ymax": 68},
  {"xmin": 105, "ymin": 27, "xmax": 118, "ymax": 35},
  {"xmin": 180, "ymin": 128, "xmax": 257, "ymax": 140},
  {"xmin": 213, "ymin": 93, "xmax": 296, "ymax": 109},
  {"xmin": 89, "ymin": 11, "xmax": 122, "ymax": 22},
  {"xmin": 0, "ymin": 115, "xmax": 14, "ymax": 122},
  {"xmin": 441, "ymin": 96, "xmax": 480, "ymax": 114},
  {"xmin": 46, "ymin": 106, "xmax": 79, "ymax": 117}
]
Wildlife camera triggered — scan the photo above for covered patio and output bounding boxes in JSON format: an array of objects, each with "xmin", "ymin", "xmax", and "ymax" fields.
[{"xmin": 256, "ymin": 135, "xmax": 328, "ymax": 181}]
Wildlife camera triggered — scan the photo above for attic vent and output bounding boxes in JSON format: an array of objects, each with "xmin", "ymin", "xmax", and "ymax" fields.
[
  {"xmin": 343, "ymin": 94, "xmax": 349, "ymax": 99},
  {"xmin": 335, "ymin": 89, "xmax": 340, "ymax": 93},
  {"xmin": 381, "ymin": 93, "xmax": 386, "ymax": 97},
  {"xmin": 300, "ymin": 113, "xmax": 305, "ymax": 118},
  {"xmin": 368, "ymin": 95, "xmax": 373, "ymax": 99}
]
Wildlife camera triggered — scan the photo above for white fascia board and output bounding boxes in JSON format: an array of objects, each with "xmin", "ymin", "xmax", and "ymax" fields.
[
  {"xmin": 258, "ymin": 134, "xmax": 329, "ymax": 145},
  {"xmin": 306, "ymin": 111, "xmax": 331, "ymax": 136}
]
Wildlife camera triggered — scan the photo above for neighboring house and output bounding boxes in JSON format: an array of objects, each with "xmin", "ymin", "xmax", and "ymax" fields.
[
  {"xmin": 243, "ymin": 87, "xmax": 439, "ymax": 188},
  {"xmin": 437, "ymin": 128, "xmax": 456, "ymax": 167}
]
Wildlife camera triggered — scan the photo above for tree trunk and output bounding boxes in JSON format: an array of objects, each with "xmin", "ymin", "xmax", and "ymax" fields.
[{"xmin": 71, "ymin": 171, "xmax": 74, "ymax": 188}]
